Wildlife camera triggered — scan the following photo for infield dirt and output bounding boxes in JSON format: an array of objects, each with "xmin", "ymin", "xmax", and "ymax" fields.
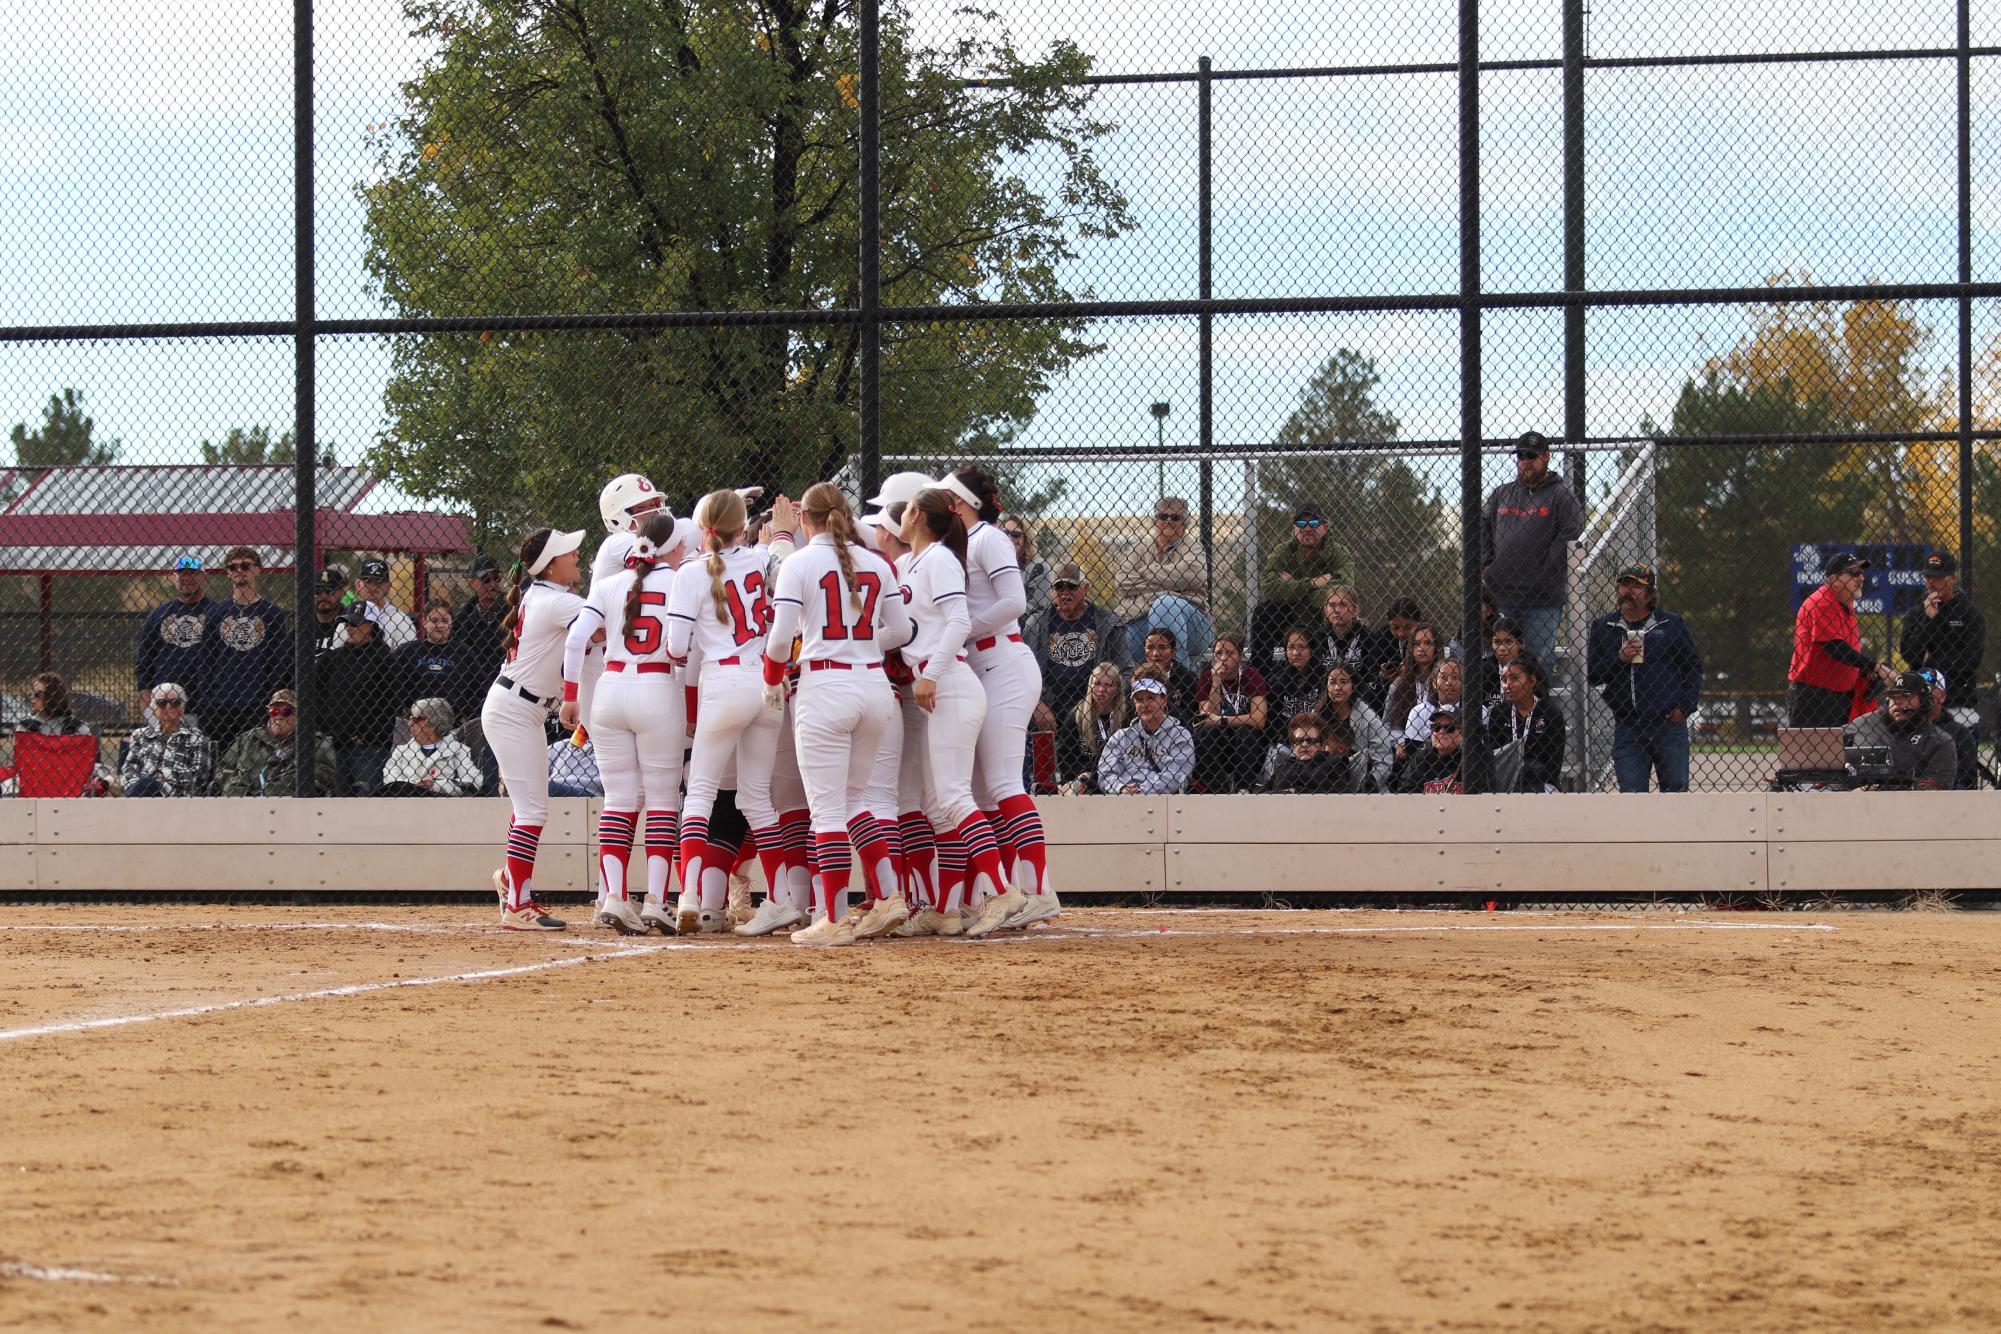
[{"xmin": 2, "ymin": 907, "xmax": 1998, "ymax": 1331}]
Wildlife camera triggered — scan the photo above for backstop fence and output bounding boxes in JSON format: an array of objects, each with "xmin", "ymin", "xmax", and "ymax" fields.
[{"xmin": 2, "ymin": 0, "xmax": 1998, "ymax": 798}]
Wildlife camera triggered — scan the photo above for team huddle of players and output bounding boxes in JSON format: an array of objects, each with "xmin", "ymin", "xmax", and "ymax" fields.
[{"xmin": 476, "ymin": 468, "xmax": 1057, "ymax": 947}]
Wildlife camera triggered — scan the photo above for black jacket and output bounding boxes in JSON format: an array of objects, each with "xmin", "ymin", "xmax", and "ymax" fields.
[
  {"xmin": 454, "ymin": 595, "xmax": 510, "ymax": 692},
  {"xmin": 1319, "ymin": 623, "xmax": 1401, "ymax": 714},
  {"xmin": 1842, "ymin": 707, "xmax": 1957, "ymax": 789},
  {"xmin": 318, "ymin": 638, "xmax": 405, "ymax": 749},
  {"xmin": 1396, "ymin": 744, "xmax": 1465, "ymax": 794},
  {"xmin": 1899, "ymin": 593, "xmax": 1984, "ymax": 708},
  {"xmin": 394, "ymin": 639, "xmax": 482, "ymax": 723},
  {"xmin": 1487, "ymin": 699, "xmax": 1568, "ymax": 792},
  {"xmin": 1262, "ymin": 750, "xmax": 1358, "ymax": 794},
  {"xmin": 1935, "ymin": 713, "xmax": 1979, "ymax": 790}
]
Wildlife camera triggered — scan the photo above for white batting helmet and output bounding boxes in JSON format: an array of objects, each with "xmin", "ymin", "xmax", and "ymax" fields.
[{"xmin": 599, "ymin": 473, "xmax": 664, "ymax": 534}]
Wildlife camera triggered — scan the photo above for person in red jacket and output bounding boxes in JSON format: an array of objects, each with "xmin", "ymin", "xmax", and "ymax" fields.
[{"xmin": 1788, "ymin": 551, "xmax": 1896, "ymax": 726}]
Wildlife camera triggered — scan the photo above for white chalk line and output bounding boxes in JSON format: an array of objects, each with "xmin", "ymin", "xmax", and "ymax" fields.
[
  {"xmin": 1049, "ymin": 921, "xmax": 1836, "ymax": 938},
  {"xmin": 0, "ymin": 1260, "xmax": 172, "ymax": 1286}
]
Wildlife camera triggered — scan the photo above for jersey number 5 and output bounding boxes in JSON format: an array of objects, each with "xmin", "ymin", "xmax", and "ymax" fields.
[
  {"xmin": 817, "ymin": 570, "xmax": 882, "ymax": 640},
  {"xmin": 624, "ymin": 590, "xmax": 667, "ymax": 655}
]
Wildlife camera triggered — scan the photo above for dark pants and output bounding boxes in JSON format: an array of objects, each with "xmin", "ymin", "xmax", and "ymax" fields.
[
  {"xmin": 125, "ymin": 774, "xmax": 166, "ymax": 797},
  {"xmin": 335, "ymin": 745, "xmax": 388, "ymax": 796},
  {"xmin": 1611, "ymin": 721, "xmax": 1691, "ymax": 793},
  {"xmin": 1195, "ymin": 721, "xmax": 1265, "ymax": 793},
  {"xmin": 1786, "ymin": 681, "xmax": 1852, "ymax": 728}
]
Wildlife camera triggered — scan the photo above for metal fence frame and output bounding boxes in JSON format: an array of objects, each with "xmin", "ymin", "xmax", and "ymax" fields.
[{"xmin": 1, "ymin": 0, "xmax": 1994, "ymax": 794}]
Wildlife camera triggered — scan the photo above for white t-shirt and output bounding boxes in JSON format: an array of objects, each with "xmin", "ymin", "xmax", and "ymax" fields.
[
  {"xmin": 504, "ymin": 581, "xmax": 586, "ymax": 698},
  {"xmin": 962, "ymin": 520, "xmax": 1027, "ymax": 643},
  {"xmin": 766, "ymin": 534, "xmax": 911, "ymax": 667},
  {"xmin": 898, "ymin": 543, "xmax": 972, "ymax": 679},
  {"xmin": 667, "ymin": 546, "xmax": 772, "ymax": 665}
]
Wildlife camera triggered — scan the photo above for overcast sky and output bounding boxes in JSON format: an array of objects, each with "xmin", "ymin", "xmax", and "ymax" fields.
[{"xmin": 0, "ymin": 0, "xmax": 1994, "ymax": 519}]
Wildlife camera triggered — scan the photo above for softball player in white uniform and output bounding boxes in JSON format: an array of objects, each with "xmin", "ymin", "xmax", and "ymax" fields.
[
  {"xmin": 560, "ymin": 512, "xmax": 684, "ymax": 935},
  {"xmin": 894, "ymin": 488, "xmax": 1015, "ymax": 937},
  {"xmin": 761, "ymin": 482, "xmax": 911, "ymax": 947},
  {"xmin": 576, "ymin": 474, "xmax": 670, "ymax": 741},
  {"xmin": 938, "ymin": 467, "xmax": 1058, "ymax": 932},
  {"xmin": 483, "ymin": 526, "xmax": 586, "ymax": 930},
  {"xmin": 667, "ymin": 489, "xmax": 784, "ymax": 937}
]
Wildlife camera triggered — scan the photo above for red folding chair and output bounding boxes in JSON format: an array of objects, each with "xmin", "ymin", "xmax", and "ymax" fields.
[
  {"xmin": 1028, "ymin": 729, "xmax": 1057, "ymax": 795},
  {"xmin": 9, "ymin": 731, "xmax": 100, "ymax": 797}
]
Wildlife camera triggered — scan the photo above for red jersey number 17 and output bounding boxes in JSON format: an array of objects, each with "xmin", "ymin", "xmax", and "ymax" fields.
[{"xmin": 817, "ymin": 570, "xmax": 881, "ymax": 641}]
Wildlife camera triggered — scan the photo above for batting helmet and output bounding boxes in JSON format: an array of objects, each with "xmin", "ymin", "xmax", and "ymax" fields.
[{"xmin": 599, "ymin": 474, "xmax": 664, "ymax": 534}]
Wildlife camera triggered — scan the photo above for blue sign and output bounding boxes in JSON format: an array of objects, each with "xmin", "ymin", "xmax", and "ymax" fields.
[{"xmin": 1791, "ymin": 543, "xmax": 1937, "ymax": 618}]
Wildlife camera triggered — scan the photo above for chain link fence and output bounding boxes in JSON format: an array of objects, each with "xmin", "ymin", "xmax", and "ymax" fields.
[{"xmin": 3, "ymin": 0, "xmax": 1998, "ymax": 799}]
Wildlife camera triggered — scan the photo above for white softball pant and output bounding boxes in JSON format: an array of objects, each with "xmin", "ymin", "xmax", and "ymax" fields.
[
  {"xmin": 863, "ymin": 688, "xmax": 905, "ymax": 823},
  {"xmin": 969, "ymin": 638, "xmax": 1039, "ymax": 808},
  {"xmin": 896, "ymin": 693, "xmax": 927, "ymax": 813},
  {"xmin": 589, "ymin": 671, "xmax": 685, "ymax": 816},
  {"xmin": 481, "ymin": 681, "xmax": 553, "ymax": 826},
  {"xmin": 684, "ymin": 664, "xmax": 781, "ymax": 832},
  {"xmin": 916, "ymin": 661, "xmax": 988, "ymax": 830},
  {"xmin": 793, "ymin": 667, "xmax": 893, "ymax": 834}
]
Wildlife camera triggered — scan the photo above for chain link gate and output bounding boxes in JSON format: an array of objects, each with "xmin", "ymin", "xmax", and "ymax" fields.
[{"xmin": 2, "ymin": 0, "xmax": 1997, "ymax": 800}]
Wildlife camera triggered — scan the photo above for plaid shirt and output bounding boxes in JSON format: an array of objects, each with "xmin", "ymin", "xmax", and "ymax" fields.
[{"xmin": 121, "ymin": 723, "xmax": 215, "ymax": 796}]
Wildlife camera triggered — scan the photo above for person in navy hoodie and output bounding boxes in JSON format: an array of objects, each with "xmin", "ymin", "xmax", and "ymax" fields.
[
  {"xmin": 202, "ymin": 545, "xmax": 291, "ymax": 748},
  {"xmin": 137, "ymin": 553, "xmax": 218, "ymax": 723},
  {"xmin": 1585, "ymin": 562, "xmax": 1704, "ymax": 793},
  {"xmin": 395, "ymin": 599, "xmax": 480, "ymax": 723}
]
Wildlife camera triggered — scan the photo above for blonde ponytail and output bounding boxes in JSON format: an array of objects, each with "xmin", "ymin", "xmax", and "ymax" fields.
[
  {"xmin": 801, "ymin": 481, "xmax": 862, "ymax": 611},
  {"xmin": 691, "ymin": 489, "xmax": 748, "ymax": 627}
]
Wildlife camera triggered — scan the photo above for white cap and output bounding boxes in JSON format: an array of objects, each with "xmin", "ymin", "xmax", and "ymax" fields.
[
  {"xmin": 867, "ymin": 470, "xmax": 935, "ymax": 510},
  {"xmin": 935, "ymin": 472, "xmax": 983, "ymax": 511},
  {"xmin": 529, "ymin": 528, "xmax": 586, "ymax": 575},
  {"xmin": 859, "ymin": 510, "xmax": 899, "ymax": 536}
]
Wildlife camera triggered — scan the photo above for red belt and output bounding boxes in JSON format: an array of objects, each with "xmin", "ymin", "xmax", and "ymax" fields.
[
  {"xmin": 919, "ymin": 654, "xmax": 968, "ymax": 672},
  {"xmin": 804, "ymin": 660, "xmax": 884, "ymax": 672},
  {"xmin": 971, "ymin": 633, "xmax": 1023, "ymax": 652},
  {"xmin": 605, "ymin": 660, "xmax": 672, "ymax": 674},
  {"xmin": 714, "ymin": 656, "xmax": 741, "ymax": 666}
]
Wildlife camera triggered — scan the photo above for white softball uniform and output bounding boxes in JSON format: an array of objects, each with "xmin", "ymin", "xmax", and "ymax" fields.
[
  {"xmin": 564, "ymin": 563, "xmax": 686, "ymax": 830},
  {"xmin": 961, "ymin": 519, "xmax": 1037, "ymax": 808},
  {"xmin": 899, "ymin": 542, "xmax": 987, "ymax": 829},
  {"xmin": 671, "ymin": 546, "xmax": 781, "ymax": 832},
  {"xmin": 765, "ymin": 535, "xmax": 911, "ymax": 833},
  {"xmin": 481, "ymin": 579, "xmax": 584, "ymax": 826}
]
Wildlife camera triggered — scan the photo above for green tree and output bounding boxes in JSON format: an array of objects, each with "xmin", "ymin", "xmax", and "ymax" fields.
[
  {"xmin": 1254, "ymin": 350, "xmax": 1458, "ymax": 627},
  {"xmin": 362, "ymin": 0, "xmax": 1128, "ymax": 539},
  {"xmin": 197, "ymin": 426, "xmax": 337, "ymax": 467},
  {"xmin": 8, "ymin": 388, "xmax": 119, "ymax": 497}
]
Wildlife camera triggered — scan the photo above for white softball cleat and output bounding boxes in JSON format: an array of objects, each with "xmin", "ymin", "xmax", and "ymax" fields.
[
  {"xmin": 851, "ymin": 895, "xmax": 911, "ymax": 941},
  {"xmin": 499, "ymin": 900, "xmax": 566, "ymax": 932},
  {"xmin": 1003, "ymin": 889, "xmax": 1061, "ymax": 931},
  {"xmin": 638, "ymin": 901, "xmax": 679, "ymax": 935},
  {"xmin": 492, "ymin": 868, "xmax": 507, "ymax": 907},
  {"xmin": 890, "ymin": 908, "xmax": 945, "ymax": 938},
  {"xmin": 696, "ymin": 908, "xmax": 733, "ymax": 935},
  {"xmin": 726, "ymin": 873, "xmax": 755, "ymax": 926},
  {"xmin": 790, "ymin": 915, "xmax": 858, "ymax": 948},
  {"xmin": 965, "ymin": 890, "xmax": 1027, "ymax": 939},
  {"xmin": 734, "ymin": 899, "xmax": 807, "ymax": 937},
  {"xmin": 596, "ymin": 896, "xmax": 646, "ymax": 936}
]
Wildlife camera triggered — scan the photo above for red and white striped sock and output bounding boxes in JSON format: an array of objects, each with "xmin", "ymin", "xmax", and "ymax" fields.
[
  {"xmin": 701, "ymin": 838, "xmax": 736, "ymax": 912},
  {"xmin": 779, "ymin": 809, "xmax": 813, "ymax": 911},
  {"xmin": 676, "ymin": 816, "xmax": 711, "ymax": 908},
  {"xmin": 642, "ymin": 808, "xmax": 678, "ymax": 904},
  {"xmin": 503, "ymin": 822, "xmax": 542, "ymax": 910},
  {"xmin": 934, "ymin": 825, "xmax": 969, "ymax": 915},
  {"xmin": 597, "ymin": 808, "xmax": 636, "ymax": 902},
  {"xmin": 980, "ymin": 808, "xmax": 1016, "ymax": 884},
  {"xmin": 898, "ymin": 812, "xmax": 936, "ymax": 909},
  {"xmin": 847, "ymin": 812, "xmax": 900, "ymax": 905},
  {"xmin": 810, "ymin": 831, "xmax": 853, "ymax": 922},
  {"xmin": 993, "ymin": 794, "xmax": 1048, "ymax": 896},
  {"xmin": 751, "ymin": 824, "xmax": 787, "ymax": 904},
  {"xmin": 954, "ymin": 812, "xmax": 1009, "ymax": 906}
]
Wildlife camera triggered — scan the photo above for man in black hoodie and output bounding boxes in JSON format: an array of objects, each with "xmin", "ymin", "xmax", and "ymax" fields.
[
  {"xmin": 1899, "ymin": 550, "xmax": 1984, "ymax": 742},
  {"xmin": 1480, "ymin": 431, "xmax": 1584, "ymax": 667},
  {"xmin": 318, "ymin": 604, "xmax": 405, "ymax": 795}
]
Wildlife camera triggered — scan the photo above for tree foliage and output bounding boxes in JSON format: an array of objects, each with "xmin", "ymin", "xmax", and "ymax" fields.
[
  {"xmin": 362, "ymin": 0, "xmax": 1128, "ymax": 539},
  {"xmin": 197, "ymin": 425, "xmax": 337, "ymax": 467},
  {"xmin": 7, "ymin": 389, "xmax": 119, "ymax": 499}
]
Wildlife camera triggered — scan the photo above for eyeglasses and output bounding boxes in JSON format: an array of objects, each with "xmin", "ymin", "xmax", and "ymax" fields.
[
  {"xmin": 1003, "ymin": 529, "xmax": 1026, "ymax": 540},
  {"xmin": 1290, "ymin": 733, "xmax": 1321, "ymax": 745},
  {"xmin": 225, "ymin": 561, "xmax": 257, "ymax": 573},
  {"xmin": 156, "ymin": 698, "xmax": 185, "ymax": 708},
  {"xmin": 28, "ymin": 689, "xmax": 45, "ymax": 701},
  {"xmin": 1155, "ymin": 512, "xmax": 1185, "ymax": 523},
  {"xmin": 1431, "ymin": 721, "xmax": 1459, "ymax": 733},
  {"xmin": 1514, "ymin": 449, "xmax": 1545, "ymax": 459},
  {"xmin": 1053, "ymin": 581, "xmax": 1080, "ymax": 591},
  {"xmin": 475, "ymin": 571, "xmax": 500, "ymax": 582},
  {"xmin": 1293, "ymin": 518, "xmax": 1323, "ymax": 529},
  {"xmin": 267, "ymin": 705, "xmax": 295, "ymax": 717}
]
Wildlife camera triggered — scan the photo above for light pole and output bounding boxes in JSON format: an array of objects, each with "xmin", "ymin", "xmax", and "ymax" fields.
[{"xmin": 1150, "ymin": 400, "xmax": 1170, "ymax": 499}]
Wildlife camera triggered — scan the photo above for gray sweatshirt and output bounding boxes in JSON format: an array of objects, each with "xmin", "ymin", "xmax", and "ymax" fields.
[{"xmin": 1480, "ymin": 473, "xmax": 1585, "ymax": 606}]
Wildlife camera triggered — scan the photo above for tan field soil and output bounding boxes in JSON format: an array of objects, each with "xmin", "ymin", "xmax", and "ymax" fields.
[{"xmin": 1, "ymin": 906, "xmax": 1998, "ymax": 1331}]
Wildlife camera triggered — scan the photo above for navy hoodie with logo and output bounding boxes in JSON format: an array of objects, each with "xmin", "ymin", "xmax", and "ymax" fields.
[
  {"xmin": 138, "ymin": 595, "xmax": 219, "ymax": 704},
  {"xmin": 1585, "ymin": 606, "xmax": 1703, "ymax": 729},
  {"xmin": 204, "ymin": 597, "xmax": 291, "ymax": 714}
]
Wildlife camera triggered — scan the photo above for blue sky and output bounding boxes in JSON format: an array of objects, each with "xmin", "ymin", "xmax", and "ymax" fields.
[{"xmin": 1, "ymin": 0, "xmax": 1995, "ymax": 520}]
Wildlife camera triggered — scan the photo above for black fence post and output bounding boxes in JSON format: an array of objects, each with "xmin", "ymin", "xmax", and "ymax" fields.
[
  {"xmin": 858, "ymin": 0, "xmax": 882, "ymax": 505},
  {"xmin": 292, "ymin": 0, "xmax": 317, "ymax": 798},
  {"xmin": 1198, "ymin": 56, "xmax": 1215, "ymax": 612},
  {"xmin": 1562, "ymin": 0, "xmax": 1587, "ymax": 501},
  {"xmin": 1458, "ymin": 0, "xmax": 1489, "ymax": 794},
  {"xmin": 1957, "ymin": 0, "xmax": 1974, "ymax": 596}
]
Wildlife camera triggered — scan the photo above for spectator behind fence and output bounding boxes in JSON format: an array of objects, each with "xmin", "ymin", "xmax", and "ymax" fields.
[
  {"xmin": 454, "ymin": 553, "xmax": 509, "ymax": 688},
  {"xmin": 1396, "ymin": 705, "xmax": 1465, "ymax": 794},
  {"xmin": 1027, "ymin": 562, "xmax": 1130, "ymax": 734},
  {"xmin": 1139, "ymin": 627, "xmax": 1202, "ymax": 724},
  {"xmin": 1317, "ymin": 660, "xmax": 1395, "ymax": 792},
  {"xmin": 1261, "ymin": 712, "xmax": 1358, "ymax": 794},
  {"xmin": 1842, "ymin": 670, "xmax": 1955, "ymax": 789},
  {"xmin": 310, "ymin": 568, "xmax": 346, "ymax": 654},
  {"xmin": 318, "ymin": 605, "xmax": 404, "ymax": 795},
  {"xmin": 1115, "ymin": 496, "xmax": 1212, "ymax": 666},
  {"xmin": 1252, "ymin": 500, "xmax": 1353, "ymax": 664},
  {"xmin": 137, "ymin": 553, "xmax": 217, "ymax": 721},
  {"xmin": 1264, "ymin": 627, "xmax": 1324, "ymax": 743},
  {"xmin": 1487, "ymin": 652, "xmax": 1566, "ymax": 793},
  {"xmin": 1900, "ymin": 550, "xmax": 1985, "ymax": 739},
  {"xmin": 1001, "ymin": 516, "xmax": 1053, "ymax": 623},
  {"xmin": 379, "ymin": 697, "xmax": 484, "ymax": 796},
  {"xmin": 340, "ymin": 557, "xmax": 417, "ymax": 649},
  {"xmin": 1057, "ymin": 662, "xmax": 1129, "ymax": 794},
  {"xmin": 1480, "ymin": 430, "xmax": 1584, "ymax": 666},
  {"xmin": 216, "ymin": 689, "xmax": 336, "ymax": 797},
  {"xmin": 396, "ymin": 599, "xmax": 482, "ymax": 723},
  {"xmin": 1097, "ymin": 672, "xmax": 1195, "ymax": 794},
  {"xmin": 1789, "ymin": 551, "xmax": 1896, "ymax": 727},
  {"xmin": 1479, "ymin": 614, "xmax": 1525, "ymax": 709},
  {"xmin": 547, "ymin": 722, "xmax": 604, "ymax": 798},
  {"xmin": 121, "ymin": 682, "xmax": 213, "ymax": 797},
  {"xmin": 0, "ymin": 673, "xmax": 110, "ymax": 796},
  {"xmin": 1400, "ymin": 654, "xmax": 1466, "ymax": 768},
  {"xmin": 1384, "ymin": 617, "xmax": 1443, "ymax": 735},
  {"xmin": 1193, "ymin": 633, "xmax": 1268, "ymax": 793},
  {"xmin": 202, "ymin": 545, "xmax": 290, "ymax": 748},
  {"xmin": 1586, "ymin": 563, "xmax": 1703, "ymax": 793},
  {"xmin": 1316, "ymin": 587, "xmax": 1402, "ymax": 720},
  {"xmin": 1922, "ymin": 670, "xmax": 1979, "ymax": 790}
]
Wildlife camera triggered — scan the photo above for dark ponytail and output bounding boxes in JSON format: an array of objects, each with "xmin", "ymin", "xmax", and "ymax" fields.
[
  {"xmin": 950, "ymin": 466, "xmax": 1003, "ymax": 523},
  {"xmin": 910, "ymin": 487, "xmax": 969, "ymax": 567},
  {"xmin": 622, "ymin": 512, "xmax": 680, "ymax": 640},
  {"xmin": 500, "ymin": 528, "xmax": 552, "ymax": 655}
]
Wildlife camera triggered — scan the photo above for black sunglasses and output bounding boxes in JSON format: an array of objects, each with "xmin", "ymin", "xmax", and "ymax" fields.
[
  {"xmin": 1290, "ymin": 733, "xmax": 1321, "ymax": 744},
  {"xmin": 1053, "ymin": 581, "xmax": 1080, "ymax": 591},
  {"xmin": 1155, "ymin": 512, "xmax": 1185, "ymax": 522},
  {"xmin": 225, "ymin": 560, "xmax": 258, "ymax": 572},
  {"xmin": 1431, "ymin": 720, "xmax": 1459, "ymax": 732}
]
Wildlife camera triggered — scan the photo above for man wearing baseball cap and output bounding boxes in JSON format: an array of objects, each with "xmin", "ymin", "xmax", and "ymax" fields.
[
  {"xmin": 1788, "ymin": 550, "xmax": 1896, "ymax": 727},
  {"xmin": 1480, "ymin": 431, "xmax": 1585, "ymax": 666},
  {"xmin": 1898, "ymin": 549, "xmax": 1984, "ymax": 737},
  {"xmin": 1251, "ymin": 499, "xmax": 1354, "ymax": 665},
  {"xmin": 1024, "ymin": 561, "xmax": 1130, "ymax": 732},
  {"xmin": 453, "ymin": 553, "xmax": 509, "ymax": 688},
  {"xmin": 1840, "ymin": 670, "xmax": 1956, "ymax": 789},
  {"xmin": 1112, "ymin": 495, "xmax": 1212, "ymax": 667},
  {"xmin": 349, "ymin": 556, "xmax": 416, "ymax": 649},
  {"xmin": 137, "ymin": 553, "xmax": 218, "ymax": 719},
  {"xmin": 1095, "ymin": 672, "xmax": 1196, "ymax": 795},
  {"xmin": 1585, "ymin": 562, "xmax": 1704, "ymax": 792}
]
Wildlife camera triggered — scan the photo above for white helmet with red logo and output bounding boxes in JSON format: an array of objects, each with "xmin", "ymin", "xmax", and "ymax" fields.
[{"xmin": 599, "ymin": 473, "xmax": 664, "ymax": 534}]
